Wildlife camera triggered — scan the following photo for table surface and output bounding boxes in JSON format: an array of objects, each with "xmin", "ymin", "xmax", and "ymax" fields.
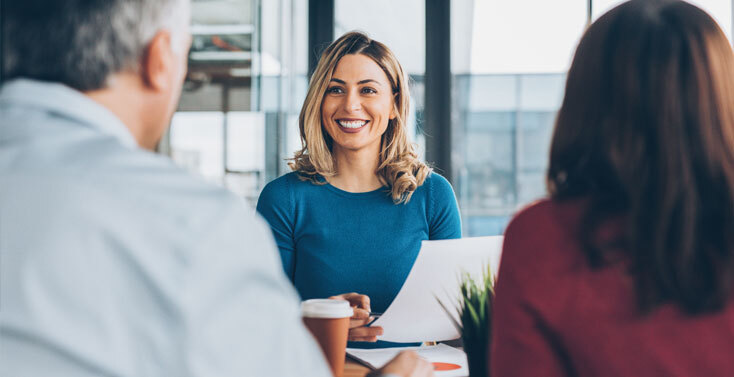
[{"xmin": 343, "ymin": 359, "xmax": 370, "ymax": 377}]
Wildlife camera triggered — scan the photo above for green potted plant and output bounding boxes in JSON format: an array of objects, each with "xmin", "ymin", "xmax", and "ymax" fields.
[{"xmin": 439, "ymin": 266, "xmax": 495, "ymax": 377}]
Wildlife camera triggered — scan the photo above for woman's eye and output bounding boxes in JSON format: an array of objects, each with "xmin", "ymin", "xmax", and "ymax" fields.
[
  {"xmin": 326, "ymin": 87, "xmax": 344, "ymax": 94},
  {"xmin": 362, "ymin": 87, "xmax": 377, "ymax": 94}
]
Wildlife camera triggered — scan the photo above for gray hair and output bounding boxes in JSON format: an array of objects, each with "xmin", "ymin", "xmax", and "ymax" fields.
[{"xmin": 4, "ymin": 0, "xmax": 190, "ymax": 91}]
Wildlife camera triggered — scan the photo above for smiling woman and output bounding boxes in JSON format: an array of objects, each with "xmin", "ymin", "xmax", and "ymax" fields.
[
  {"xmin": 293, "ymin": 31, "xmax": 429, "ymax": 203},
  {"xmin": 256, "ymin": 32, "xmax": 462, "ymax": 349},
  {"xmin": 321, "ymin": 54, "xmax": 395, "ymax": 161}
]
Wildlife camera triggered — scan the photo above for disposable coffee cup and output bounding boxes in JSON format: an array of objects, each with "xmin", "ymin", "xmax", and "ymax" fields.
[{"xmin": 302, "ymin": 299, "xmax": 353, "ymax": 377}]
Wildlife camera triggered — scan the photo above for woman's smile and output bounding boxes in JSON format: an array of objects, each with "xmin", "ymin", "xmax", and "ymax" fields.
[
  {"xmin": 321, "ymin": 54, "xmax": 396, "ymax": 152},
  {"xmin": 336, "ymin": 118, "xmax": 370, "ymax": 133}
]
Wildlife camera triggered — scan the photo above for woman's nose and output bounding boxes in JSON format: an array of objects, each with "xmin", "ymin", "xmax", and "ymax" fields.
[{"xmin": 344, "ymin": 90, "xmax": 362, "ymax": 111}]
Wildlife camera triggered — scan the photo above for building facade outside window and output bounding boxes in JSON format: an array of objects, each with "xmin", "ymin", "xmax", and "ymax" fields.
[{"xmin": 452, "ymin": 0, "xmax": 732, "ymax": 236}]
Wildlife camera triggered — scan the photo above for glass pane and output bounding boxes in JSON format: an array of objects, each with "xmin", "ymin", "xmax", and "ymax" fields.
[
  {"xmin": 334, "ymin": 0, "xmax": 427, "ymax": 158},
  {"xmin": 163, "ymin": 0, "xmax": 308, "ymax": 205},
  {"xmin": 335, "ymin": 0, "xmax": 425, "ymax": 75},
  {"xmin": 452, "ymin": 0, "xmax": 585, "ymax": 236},
  {"xmin": 260, "ymin": 0, "xmax": 309, "ymax": 182},
  {"xmin": 226, "ymin": 112, "xmax": 265, "ymax": 172},
  {"xmin": 169, "ymin": 0, "xmax": 256, "ymax": 203},
  {"xmin": 170, "ymin": 112, "xmax": 224, "ymax": 182},
  {"xmin": 467, "ymin": 0, "xmax": 587, "ymax": 74}
]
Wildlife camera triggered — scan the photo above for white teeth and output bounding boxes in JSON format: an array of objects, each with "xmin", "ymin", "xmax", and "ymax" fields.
[{"xmin": 338, "ymin": 120, "xmax": 367, "ymax": 129}]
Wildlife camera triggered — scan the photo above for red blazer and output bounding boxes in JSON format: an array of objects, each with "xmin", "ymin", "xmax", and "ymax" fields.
[{"xmin": 490, "ymin": 199, "xmax": 734, "ymax": 376}]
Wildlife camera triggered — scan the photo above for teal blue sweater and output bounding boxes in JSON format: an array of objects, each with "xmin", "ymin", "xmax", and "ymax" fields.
[{"xmin": 256, "ymin": 172, "xmax": 461, "ymax": 347}]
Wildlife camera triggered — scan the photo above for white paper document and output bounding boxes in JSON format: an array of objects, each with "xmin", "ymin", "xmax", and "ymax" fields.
[
  {"xmin": 347, "ymin": 344, "xmax": 468, "ymax": 377},
  {"xmin": 372, "ymin": 236, "xmax": 503, "ymax": 342}
]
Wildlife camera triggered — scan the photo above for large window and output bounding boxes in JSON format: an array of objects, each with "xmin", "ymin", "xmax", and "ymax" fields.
[
  {"xmin": 163, "ymin": 0, "xmax": 308, "ymax": 206},
  {"xmin": 148, "ymin": 0, "xmax": 734, "ymax": 218},
  {"xmin": 12, "ymin": 0, "xmax": 726, "ymax": 217},
  {"xmin": 146, "ymin": 0, "xmax": 734, "ymax": 218},
  {"xmin": 452, "ymin": 0, "xmax": 586, "ymax": 236},
  {"xmin": 452, "ymin": 0, "xmax": 733, "ymax": 236}
]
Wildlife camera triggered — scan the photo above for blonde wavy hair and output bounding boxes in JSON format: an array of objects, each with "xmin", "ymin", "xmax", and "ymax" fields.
[{"xmin": 289, "ymin": 31, "xmax": 430, "ymax": 204}]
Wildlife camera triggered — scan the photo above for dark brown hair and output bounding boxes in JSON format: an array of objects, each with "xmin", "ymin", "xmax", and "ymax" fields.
[{"xmin": 548, "ymin": 0, "xmax": 734, "ymax": 314}]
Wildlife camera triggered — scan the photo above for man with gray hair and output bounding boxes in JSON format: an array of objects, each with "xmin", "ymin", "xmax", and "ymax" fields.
[{"xmin": 0, "ymin": 1, "xmax": 432, "ymax": 376}]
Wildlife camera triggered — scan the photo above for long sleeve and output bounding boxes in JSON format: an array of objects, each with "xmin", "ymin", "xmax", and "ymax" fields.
[
  {"xmin": 427, "ymin": 173, "xmax": 462, "ymax": 240},
  {"xmin": 256, "ymin": 176, "xmax": 297, "ymax": 281},
  {"xmin": 489, "ymin": 208, "xmax": 572, "ymax": 377},
  {"xmin": 183, "ymin": 206, "xmax": 330, "ymax": 377}
]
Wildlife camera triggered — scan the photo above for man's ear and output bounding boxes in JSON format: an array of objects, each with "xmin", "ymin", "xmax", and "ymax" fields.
[{"xmin": 140, "ymin": 30, "xmax": 174, "ymax": 92}]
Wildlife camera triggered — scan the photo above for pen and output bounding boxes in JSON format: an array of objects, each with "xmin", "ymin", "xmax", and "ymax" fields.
[{"xmin": 365, "ymin": 312, "xmax": 383, "ymax": 327}]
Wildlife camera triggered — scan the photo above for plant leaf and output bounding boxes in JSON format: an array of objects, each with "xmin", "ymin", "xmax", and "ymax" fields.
[{"xmin": 435, "ymin": 294, "xmax": 462, "ymax": 333}]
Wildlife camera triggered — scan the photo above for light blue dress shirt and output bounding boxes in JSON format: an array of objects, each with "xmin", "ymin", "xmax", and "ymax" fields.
[{"xmin": 0, "ymin": 79, "xmax": 333, "ymax": 377}]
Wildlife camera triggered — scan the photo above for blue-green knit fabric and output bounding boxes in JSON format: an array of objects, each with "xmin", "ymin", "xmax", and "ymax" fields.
[{"xmin": 257, "ymin": 172, "xmax": 461, "ymax": 348}]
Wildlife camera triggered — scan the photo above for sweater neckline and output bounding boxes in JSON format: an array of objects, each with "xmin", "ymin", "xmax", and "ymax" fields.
[{"xmin": 322, "ymin": 180, "xmax": 390, "ymax": 198}]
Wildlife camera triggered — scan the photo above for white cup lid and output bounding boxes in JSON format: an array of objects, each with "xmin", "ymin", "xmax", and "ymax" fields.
[{"xmin": 301, "ymin": 299, "xmax": 354, "ymax": 318}]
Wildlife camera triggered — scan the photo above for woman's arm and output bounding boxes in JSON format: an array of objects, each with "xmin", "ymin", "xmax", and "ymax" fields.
[
  {"xmin": 256, "ymin": 176, "xmax": 297, "ymax": 281},
  {"xmin": 427, "ymin": 173, "xmax": 462, "ymax": 239}
]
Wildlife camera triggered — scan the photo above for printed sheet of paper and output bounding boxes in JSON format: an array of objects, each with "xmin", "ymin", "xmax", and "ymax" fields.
[
  {"xmin": 372, "ymin": 236, "xmax": 503, "ymax": 342},
  {"xmin": 347, "ymin": 344, "xmax": 468, "ymax": 377}
]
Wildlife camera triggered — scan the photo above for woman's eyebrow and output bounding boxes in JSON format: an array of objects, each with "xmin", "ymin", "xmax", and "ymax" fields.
[
  {"xmin": 358, "ymin": 79, "xmax": 381, "ymax": 86},
  {"xmin": 329, "ymin": 78, "xmax": 382, "ymax": 86}
]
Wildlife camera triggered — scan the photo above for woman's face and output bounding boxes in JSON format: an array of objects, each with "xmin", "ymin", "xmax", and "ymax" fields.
[{"xmin": 321, "ymin": 54, "xmax": 396, "ymax": 156}]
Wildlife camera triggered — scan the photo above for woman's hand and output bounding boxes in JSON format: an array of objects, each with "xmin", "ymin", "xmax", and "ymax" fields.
[{"xmin": 329, "ymin": 292, "xmax": 384, "ymax": 342}]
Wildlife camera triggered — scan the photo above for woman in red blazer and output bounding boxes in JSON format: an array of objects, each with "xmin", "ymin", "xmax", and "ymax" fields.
[{"xmin": 490, "ymin": 0, "xmax": 734, "ymax": 376}]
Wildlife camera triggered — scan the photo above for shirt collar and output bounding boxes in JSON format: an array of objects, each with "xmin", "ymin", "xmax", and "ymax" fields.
[{"xmin": 0, "ymin": 78, "xmax": 139, "ymax": 148}]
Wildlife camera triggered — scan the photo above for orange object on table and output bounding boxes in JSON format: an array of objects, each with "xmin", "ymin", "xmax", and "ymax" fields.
[{"xmin": 343, "ymin": 359, "xmax": 370, "ymax": 377}]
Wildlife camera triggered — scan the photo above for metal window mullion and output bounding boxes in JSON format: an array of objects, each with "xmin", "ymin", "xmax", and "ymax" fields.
[
  {"xmin": 425, "ymin": 0, "xmax": 452, "ymax": 183},
  {"xmin": 587, "ymin": 0, "xmax": 593, "ymax": 25},
  {"xmin": 308, "ymin": 0, "xmax": 334, "ymax": 78},
  {"xmin": 1, "ymin": 0, "xmax": 5, "ymax": 83},
  {"xmin": 222, "ymin": 81, "xmax": 230, "ymax": 181}
]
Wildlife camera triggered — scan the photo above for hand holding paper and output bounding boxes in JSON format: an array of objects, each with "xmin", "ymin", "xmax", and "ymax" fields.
[{"xmin": 372, "ymin": 236, "xmax": 503, "ymax": 343}]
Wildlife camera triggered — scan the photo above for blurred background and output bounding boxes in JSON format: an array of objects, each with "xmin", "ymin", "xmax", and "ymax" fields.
[{"xmin": 4, "ymin": 0, "xmax": 731, "ymax": 236}]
